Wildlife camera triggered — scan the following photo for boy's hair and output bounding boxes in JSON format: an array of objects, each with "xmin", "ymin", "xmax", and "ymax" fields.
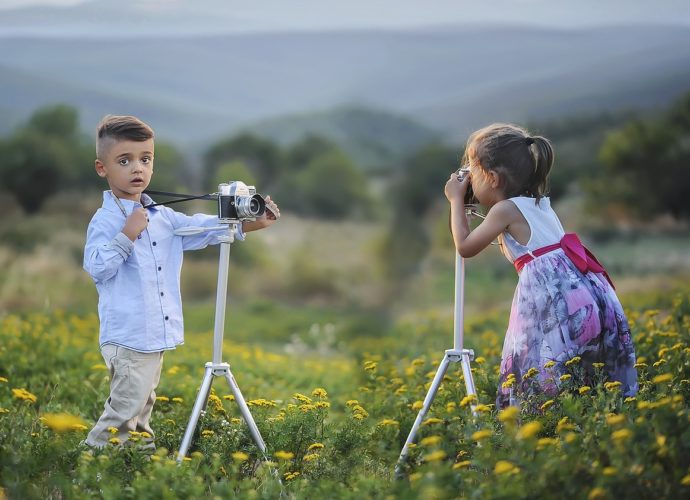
[
  {"xmin": 462, "ymin": 123, "xmax": 554, "ymax": 200},
  {"xmin": 96, "ymin": 115, "xmax": 154, "ymax": 159}
]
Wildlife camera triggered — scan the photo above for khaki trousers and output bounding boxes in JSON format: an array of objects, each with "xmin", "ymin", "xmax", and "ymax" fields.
[{"xmin": 86, "ymin": 344, "xmax": 164, "ymax": 448}]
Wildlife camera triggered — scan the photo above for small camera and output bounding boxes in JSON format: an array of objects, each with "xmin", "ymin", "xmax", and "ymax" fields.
[
  {"xmin": 218, "ymin": 181, "xmax": 266, "ymax": 222},
  {"xmin": 456, "ymin": 166, "xmax": 476, "ymax": 205}
]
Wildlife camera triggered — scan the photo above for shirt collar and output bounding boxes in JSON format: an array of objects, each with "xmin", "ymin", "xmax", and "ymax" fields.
[{"xmin": 101, "ymin": 191, "xmax": 160, "ymax": 215}]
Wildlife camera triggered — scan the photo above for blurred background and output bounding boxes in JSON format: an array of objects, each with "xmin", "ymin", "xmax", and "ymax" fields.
[{"xmin": 1, "ymin": 0, "xmax": 689, "ymax": 352}]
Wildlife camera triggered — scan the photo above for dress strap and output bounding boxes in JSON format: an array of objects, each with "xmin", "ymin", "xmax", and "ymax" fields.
[{"xmin": 513, "ymin": 233, "xmax": 615, "ymax": 289}]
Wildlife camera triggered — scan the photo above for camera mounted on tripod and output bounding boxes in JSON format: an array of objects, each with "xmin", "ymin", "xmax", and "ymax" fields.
[
  {"xmin": 456, "ymin": 166, "xmax": 477, "ymax": 205},
  {"xmin": 217, "ymin": 181, "xmax": 266, "ymax": 223}
]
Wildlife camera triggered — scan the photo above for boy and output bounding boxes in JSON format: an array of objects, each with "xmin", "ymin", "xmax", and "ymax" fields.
[{"xmin": 83, "ymin": 115, "xmax": 279, "ymax": 449}]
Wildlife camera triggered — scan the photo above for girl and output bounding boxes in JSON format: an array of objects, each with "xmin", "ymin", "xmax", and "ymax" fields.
[{"xmin": 444, "ymin": 123, "xmax": 638, "ymax": 409}]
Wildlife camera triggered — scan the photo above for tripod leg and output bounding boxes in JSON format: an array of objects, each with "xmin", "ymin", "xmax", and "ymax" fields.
[
  {"xmin": 396, "ymin": 354, "xmax": 451, "ymax": 475},
  {"xmin": 177, "ymin": 366, "xmax": 215, "ymax": 462},
  {"xmin": 461, "ymin": 351, "xmax": 479, "ymax": 417},
  {"xmin": 223, "ymin": 371, "xmax": 267, "ymax": 455}
]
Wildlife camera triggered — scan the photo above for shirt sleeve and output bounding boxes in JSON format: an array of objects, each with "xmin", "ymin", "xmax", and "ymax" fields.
[
  {"xmin": 163, "ymin": 209, "xmax": 245, "ymax": 251},
  {"xmin": 83, "ymin": 215, "xmax": 134, "ymax": 283}
]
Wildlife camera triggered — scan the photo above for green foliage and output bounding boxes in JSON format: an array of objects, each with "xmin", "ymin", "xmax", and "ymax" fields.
[
  {"xmin": 203, "ymin": 133, "xmax": 281, "ymax": 189},
  {"xmin": 1, "ymin": 289, "xmax": 690, "ymax": 498},
  {"xmin": 149, "ymin": 141, "xmax": 192, "ymax": 192},
  {"xmin": 593, "ymin": 91, "xmax": 690, "ymax": 221}
]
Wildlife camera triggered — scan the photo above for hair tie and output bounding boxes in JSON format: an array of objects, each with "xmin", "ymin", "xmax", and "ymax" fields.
[{"xmin": 525, "ymin": 137, "xmax": 535, "ymax": 146}]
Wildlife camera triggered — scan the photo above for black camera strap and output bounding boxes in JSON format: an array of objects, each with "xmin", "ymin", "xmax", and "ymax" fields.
[{"xmin": 143, "ymin": 189, "xmax": 217, "ymax": 208}]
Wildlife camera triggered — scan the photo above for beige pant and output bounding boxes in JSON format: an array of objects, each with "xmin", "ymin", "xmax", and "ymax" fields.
[{"xmin": 86, "ymin": 344, "xmax": 164, "ymax": 448}]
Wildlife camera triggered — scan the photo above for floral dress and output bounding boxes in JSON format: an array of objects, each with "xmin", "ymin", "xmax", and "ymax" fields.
[{"xmin": 495, "ymin": 197, "xmax": 638, "ymax": 408}]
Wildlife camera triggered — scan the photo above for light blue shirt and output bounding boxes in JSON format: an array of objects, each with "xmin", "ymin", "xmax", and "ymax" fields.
[{"xmin": 83, "ymin": 191, "xmax": 244, "ymax": 352}]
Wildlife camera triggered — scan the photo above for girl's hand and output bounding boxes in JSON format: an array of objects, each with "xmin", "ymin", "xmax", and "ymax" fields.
[{"xmin": 444, "ymin": 172, "xmax": 469, "ymax": 202}]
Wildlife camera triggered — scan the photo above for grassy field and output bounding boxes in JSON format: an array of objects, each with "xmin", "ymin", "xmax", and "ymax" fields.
[{"xmin": 1, "ymin": 193, "xmax": 690, "ymax": 498}]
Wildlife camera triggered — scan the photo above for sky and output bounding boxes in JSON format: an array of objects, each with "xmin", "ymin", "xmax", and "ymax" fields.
[{"xmin": 0, "ymin": 0, "xmax": 689, "ymax": 33}]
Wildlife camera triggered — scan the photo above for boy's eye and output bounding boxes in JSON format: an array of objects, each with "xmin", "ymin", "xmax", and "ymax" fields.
[
  {"xmin": 141, "ymin": 156, "xmax": 152, "ymax": 164},
  {"xmin": 118, "ymin": 158, "xmax": 129, "ymax": 166}
]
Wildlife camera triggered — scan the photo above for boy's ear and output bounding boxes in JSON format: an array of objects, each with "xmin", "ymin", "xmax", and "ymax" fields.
[{"xmin": 95, "ymin": 159, "xmax": 107, "ymax": 178}]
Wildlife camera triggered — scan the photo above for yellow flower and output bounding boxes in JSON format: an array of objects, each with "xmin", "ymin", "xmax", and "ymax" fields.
[
  {"xmin": 605, "ymin": 414, "xmax": 625, "ymax": 426},
  {"xmin": 0, "ymin": 376, "xmax": 8, "ymax": 383},
  {"xmin": 109, "ymin": 437, "xmax": 121, "ymax": 445},
  {"xmin": 412, "ymin": 401, "xmax": 424, "ymax": 411},
  {"xmin": 90, "ymin": 364, "xmax": 107, "ymax": 371},
  {"xmin": 172, "ymin": 397, "xmax": 183, "ymax": 404},
  {"xmin": 11, "ymin": 388, "xmax": 37, "ymax": 404},
  {"xmin": 107, "ymin": 426, "xmax": 118, "ymax": 434},
  {"xmin": 41, "ymin": 413, "xmax": 88, "ymax": 433},
  {"xmin": 544, "ymin": 360, "xmax": 556, "ymax": 368},
  {"xmin": 423, "ymin": 450, "xmax": 447, "ymax": 462},
  {"xmin": 611, "ymin": 429, "xmax": 633, "ymax": 443},
  {"xmin": 140, "ymin": 431, "xmax": 151, "ymax": 439},
  {"xmin": 559, "ymin": 374, "xmax": 572, "ymax": 382},
  {"xmin": 498, "ymin": 406, "xmax": 519, "ymax": 423},
  {"xmin": 201, "ymin": 430, "xmax": 214, "ymax": 437},
  {"xmin": 223, "ymin": 395, "xmax": 235, "ymax": 401},
  {"xmin": 579, "ymin": 386, "xmax": 592, "ymax": 395},
  {"xmin": 602, "ymin": 466, "xmax": 617, "ymax": 476},
  {"xmin": 565, "ymin": 356, "xmax": 581, "ymax": 366},
  {"xmin": 274, "ymin": 451, "xmax": 294, "ymax": 460},
  {"xmin": 378, "ymin": 419, "xmax": 399, "ymax": 427},
  {"xmin": 303, "ymin": 453, "xmax": 319, "ymax": 462},
  {"xmin": 474, "ymin": 404, "xmax": 491, "ymax": 413},
  {"xmin": 588, "ymin": 487, "xmax": 607, "ymax": 500},
  {"xmin": 453, "ymin": 460, "xmax": 471, "ymax": 470},
  {"xmin": 363, "ymin": 361, "xmax": 377, "ymax": 372},
  {"xmin": 155, "ymin": 396, "xmax": 170, "ymax": 402},
  {"xmin": 471, "ymin": 429, "xmax": 493, "ymax": 441},
  {"xmin": 517, "ymin": 421, "xmax": 542, "ymax": 440},
  {"xmin": 634, "ymin": 363, "xmax": 648, "ymax": 369},
  {"xmin": 460, "ymin": 394, "xmax": 478, "ymax": 407},
  {"xmin": 681, "ymin": 474, "xmax": 690, "ymax": 486},
  {"xmin": 421, "ymin": 435, "xmax": 442, "ymax": 446},
  {"xmin": 308, "ymin": 443, "xmax": 324, "ymax": 451},
  {"xmin": 494, "ymin": 460, "xmax": 519, "ymax": 474},
  {"xmin": 345, "ymin": 399, "xmax": 359, "ymax": 407},
  {"xmin": 604, "ymin": 381, "xmax": 622, "ymax": 391},
  {"xmin": 563, "ymin": 432, "xmax": 578, "ymax": 444},
  {"xmin": 652, "ymin": 373, "xmax": 673, "ymax": 384},
  {"xmin": 523, "ymin": 367, "xmax": 539, "ymax": 380},
  {"xmin": 283, "ymin": 471, "xmax": 300, "ymax": 481},
  {"xmin": 540, "ymin": 400, "xmax": 555, "ymax": 411},
  {"xmin": 422, "ymin": 417, "xmax": 443, "ymax": 426},
  {"xmin": 231, "ymin": 451, "xmax": 249, "ymax": 462},
  {"xmin": 592, "ymin": 363, "xmax": 605, "ymax": 369},
  {"xmin": 311, "ymin": 388, "xmax": 328, "ymax": 398},
  {"xmin": 292, "ymin": 393, "xmax": 312, "ymax": 404}
]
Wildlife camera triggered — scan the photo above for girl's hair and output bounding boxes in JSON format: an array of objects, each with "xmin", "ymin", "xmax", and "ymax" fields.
[{"xmin": 462, "ymin": 123, "xmax": 554, "ymax": 200}]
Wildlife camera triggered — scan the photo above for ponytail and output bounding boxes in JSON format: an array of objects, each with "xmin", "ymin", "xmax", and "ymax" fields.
[{"xmin": 526, "ymin": 135, "xmax": 554, "ymax": 200}]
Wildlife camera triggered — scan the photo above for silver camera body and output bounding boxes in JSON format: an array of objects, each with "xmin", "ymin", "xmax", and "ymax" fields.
[
  {"xmin": 217, "ymin": 181, "xmax": 266, "ymax": 223},
  {"xmin": 455, "ymin": 166, "xmax": 476, "ymax": 204}
]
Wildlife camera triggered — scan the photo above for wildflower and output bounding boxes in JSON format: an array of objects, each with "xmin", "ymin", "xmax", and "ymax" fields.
[
  {"xmin": 579, "ymin": 386, "xmax": 592, "ymax": 395},
  {"xmin": 494, "ymin": 460, "xmax": 519, "ymax": 474},
  {"xmin": 523, "ymin": 367, "xmax": 539, "ymax": 380},
  {"xmin": 352, "ymin": 405, "xmax": 368, "ymax": 418},
  {"xmin": 274, "ymin": 451, "xmax": 294, "ymax": 460},
  {"xmin": 201, "ymin": 430, "xmax": 214, "ymax": 437},
  {"xmin": 315, "ymin": 401, "xmax": 330, "ymax": 409},
  {"xmin": 0, "ymin": 377, "xmax": 8, "ymax": 383},
  {"xmin": 90, "ymin": 364, "xmax": 107, "ymax": 371},
  {"xmin": 307, "ymin": 443, "xmax": 324, "ymax": 451},
  {"xmin": 498, "ymin": 406, "xmax": 519, "ymax": 423},
  {"xmin": 517, "ymin": 421, "xmax": 542, "ymax": 440},
  {"xmin": 0, "ymin": 408, "xmax": 8, "ymax": 414},
  {"xmin": 565, "ymin": 356, "xmax": 581, "ymax": 366},
  {"xmin": 592, "ymin": 362, "xmax": 605, "ymax": 369},
  {"xmin": 107, "ymin": 427, "xmax": 118, "ymax": 434},
  {"xmin": 634, "ymin": 363, "xmax": 648, "ymax": 369},
  {"xmin": 303, "ymin": 453, "xmax": 319, "ymax": 462},
  {"xmin": 453, "ymin": 460, "xmax": 471, "ymax": 470},
  {"xmin": 232, "ymin": 451, "xmax": 249, "ymax": 462},
  {"xmin": 446, "ymin": 402, "xmax": 457, "ymax": 412},
  {"xmin": 140, "ymin": 431, "xmax": 151, "ymax": 439},
  {"xmin": 411, "ymin": 358, "xmax": 425, "ymax": 367},
  {"xmin": 471, "ymin": 429, "xmax": 493, "ymax": 441},
  {"xmin": 156, "ymin": 396, "xmax": 170, "ymax": 402},
  {"xmin": 652, "ymin": 373, "xmax": 673, "ymax": 384},
  {"xmin": 41, "ymin": 413, "xmax": 88, "ymax": 433},
  {"xmin": 556, "ymin": 417, "xmax": 575, "ymax": 433},
  {"xmin": 292, "ymin": 393, "xmax": 312, "ymax": 404},
  {"xmin": 353, "ymin": 413, "xmax": 365, "ymax": 420},
  {"xmin": 611, "ymin": 429, "xmax": 633, "ymax": 443},
  {"xmin": 603, "ymin": 466, "xmax": 617, "ymax": 476},
  {"xmin": 559, "ymin": 374, "xmax": 572, "ymax": 382},
  {"xmin": 540, "ymin": 400, "xmax": 555, "ymax": 412},
  {"xmin": 604, "ymin": 381, "xmax": 622, "ymax": 391},
  {"xmin": 412, "ymin": 401, "xmax": 424, "ymax": 411},
  {"xmin": 474, "ymin": 404, "xmax": 491, "ymax": 413},
  {"xmin": 378, "ymin": 419, "xmax": 399, "ymax": 427},
  {"xmin": 109, "ymin": 437, "xmax": 121, "ymax": 445},
  {"xmin": 563, "ymin": 432, "xmax": 578, "ymax": 444},
  {"xmin": 544, "ymin": 360, "xmax": 556, "ymax": 368},
  {"xmin": 605, "ymin": 414, "xmax": 625, "ymax": 426},
  {"xmin": 223, "ymin": 395, "xmax": 235, "ymax": 401},
  {"xmin": 284, "ymin": 471, "xmax": 300, "ymax": 481},
  {"xmin": 422, "ymin": 417, "xmax": 443, "ymax": 426},
  {"xmin": 681, "ymin": 474, "xmax": 690, "ymax": 486},
  {"xmin": 588, "ymin": 487, "xmax": 607, "ymax": 500},
  {"xmin": 423, "ymin": 450, "xmax": 447, "ymax": 462},
  {"xmin": 363, "ymin": 361, "xmax": 377, "ymax": 372},
  {"xmin": 172, "ymin": 397, "xmax": 183, "ymax": 404},
  {"xmin": 421, "ymin": 435, "xmax": 442, "ymax": 446},
  {"xmin": 11, "ymin": 388, "xmax": 37, "ymax": 404},
  {"xmin": 299, "ymin": 404, "xmax": 317, "ymax": 412},
  {"xmin": 345, "ymin": 399, "xmax": 359, "ymax": 407},
  {"xmin": 311, "ymin": 388, "xmax": 328, "ymax": 398},
  {"xmin": 652, "ymin": 359, "xmax": 666, "ymax": 368},
  {"xmin": 409, "ymin": 472, "xmax": 423, "ymax": 482},
  {"xmin": 537, "ymin": 437, "xmax": 558, "ymax": 450},
  {"xmin": 460, "ymin": 394, "xmax": 477, "ymax": 407}
]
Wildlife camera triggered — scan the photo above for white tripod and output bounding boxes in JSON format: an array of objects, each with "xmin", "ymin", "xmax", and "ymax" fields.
[
  {"xmin": 395, "ymin": 207, "xmax": 482, "ymax": 475},
  {"xmin": 176, "ymin": 222, "xmax": 267, "ymax": 463}
]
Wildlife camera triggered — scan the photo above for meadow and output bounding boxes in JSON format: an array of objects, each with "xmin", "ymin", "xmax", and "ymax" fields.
[{"xmin": 1, "ymin": 192, "xmax": 690, "ymax": 499}]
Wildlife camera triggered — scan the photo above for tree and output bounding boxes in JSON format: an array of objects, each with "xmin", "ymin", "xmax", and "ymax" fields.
[
  {"xmin": 595, "ymin": 92, "xmax": 690, "ymax": 221},
  {"xmin": 203, "ymin": 133, "xmax": 281, "ymax": 189}
]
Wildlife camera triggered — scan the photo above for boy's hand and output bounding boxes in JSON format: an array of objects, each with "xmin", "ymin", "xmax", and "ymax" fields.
[
  {"xmin": 122, "ymin": 208, "xmax": 149, "ymax": 241},
  {"xmin": 242, "ymin": 196, "xmax": 280, "ymax": 232},
  {"xmin": 264, "ymin": 195, "xmax": 280, "ymax": 221},
  {"xmin": 444, "ymin": 172, "xmax": 469, "ymax": 203}
]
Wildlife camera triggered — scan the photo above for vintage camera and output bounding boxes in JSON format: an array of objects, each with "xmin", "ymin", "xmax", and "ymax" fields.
[
  {"xmin": 217, "ymin": 181, "xmax": 266, "ymax": 222},
  {"xmin": 456, "ymin": 166, "xmax": 476, "ymax": 205}
]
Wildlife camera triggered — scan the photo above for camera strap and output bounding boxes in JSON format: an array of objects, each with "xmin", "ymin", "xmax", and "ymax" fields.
[{"xmin": 142, "ymin": 190, "xmax": 217, "ymax": 208}]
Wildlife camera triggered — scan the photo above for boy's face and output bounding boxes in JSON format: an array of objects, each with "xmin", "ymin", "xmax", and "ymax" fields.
[{"xmin": 95, "ymin": 138, "xmax": 154, "ymax": 202}]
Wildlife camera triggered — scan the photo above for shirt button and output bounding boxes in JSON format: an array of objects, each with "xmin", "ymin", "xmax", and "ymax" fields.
[
  {"xmin": 160, "ymin": 292, "xmax": 164, "ymax": 296},
  {"xmin": 165, "ymin": 316, "xmax": 169, "ymax": 320},
  {"xmin": 158, "ymin": 266, "xmax": 162, "ymax": 271},
  {"xmin": 152, "ymin": 241, "xmax": 157, "ymax": 246}
]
